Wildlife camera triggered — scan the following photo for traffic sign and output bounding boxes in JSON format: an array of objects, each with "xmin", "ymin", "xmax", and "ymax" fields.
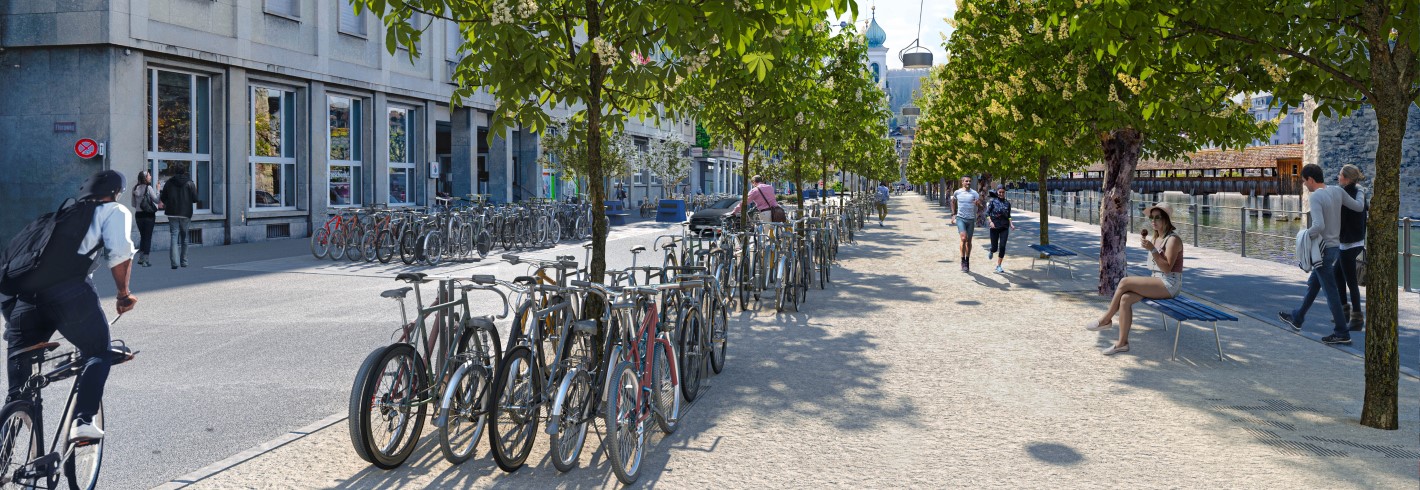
[{"xmin": 74, "ymin": 139, "xmax": 99, "ymax": 159}]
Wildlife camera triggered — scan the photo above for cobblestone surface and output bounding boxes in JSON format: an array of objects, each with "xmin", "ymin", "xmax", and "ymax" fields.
[{"xmin": 186, "ymin": 195, "xmax": 1419, "ymax": 489}]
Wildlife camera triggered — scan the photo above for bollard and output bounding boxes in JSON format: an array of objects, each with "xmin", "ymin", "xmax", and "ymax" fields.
[{"xmin": 1240, "ymin": 205, "xmax": 1248, "ymax": 257}]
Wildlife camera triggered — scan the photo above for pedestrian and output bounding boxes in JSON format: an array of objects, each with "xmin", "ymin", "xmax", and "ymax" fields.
[
  {"xmin": 729, "ymin": 175, "xmax": 783, "ymax": 223},
  {"xmin": 1087, "ymin": 202, "xmax": 1185, "ymax": 355},
  {"xmin": 950, "ymin": 176, "xmax": 982, "ymax": 272},
  {"xmin": 1334, "ymin": 164, "xmax": 1368, "ymax": 331},
  {"xmin": 875, "ymin": 181, "xmax": 890, "ymax": 226},
  {"xmin": 130, "ymin": 170, "xmax": 160, "ymax": 267},
  {"xmin": 1278, "ymin": 164, "xmax": 1366, "ymax": 344},
  {"xmin": 2, "ymin": 169, "xmax": 139, "ymax": 442},
  {"xmin": 616, "ymin": 184, "xmax": 628, "ymax": 206},
  {"xmin": 986, "ymin": 185, "xmax": 1018, "ymax": 273},
  {"xmin": 159, "ymin": 168, "xmax": 199, "ymax": 269}
]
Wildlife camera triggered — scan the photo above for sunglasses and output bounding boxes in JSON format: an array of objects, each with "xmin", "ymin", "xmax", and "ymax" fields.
[{"xmin": 1149, "ymin": 215, "xmax": 1165, "ymax": 221}]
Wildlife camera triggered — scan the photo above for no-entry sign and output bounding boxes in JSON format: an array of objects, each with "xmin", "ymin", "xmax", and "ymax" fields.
[{"xmin": 74, "ymin": 139, "xmax": 99, "ymax": 159}]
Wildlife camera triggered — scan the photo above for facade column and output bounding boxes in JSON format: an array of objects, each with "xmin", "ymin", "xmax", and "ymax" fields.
[
  {"xmin": 309, "ymin": 81, "xmax": 329, "ymax": 211},
  {"xmin": 451, "ymin": 108, "xmax": 475, "ymax": 198},
  {"xmin": 372, "ymin": 92, "xmax": 390, "ymax": 206}
]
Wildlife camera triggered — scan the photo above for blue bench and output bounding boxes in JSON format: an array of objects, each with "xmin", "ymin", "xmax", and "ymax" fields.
[
  {"xmin": 1028, "ymin": 243, "xmax": 1079, "ymax": 278},
  {"xmin": 604, "ymin": 200, "xmax": 630, "ymax": 226},
  {"xmin": 1141, "ymin": 295, "xmax": 1237, "ymax": 361}
]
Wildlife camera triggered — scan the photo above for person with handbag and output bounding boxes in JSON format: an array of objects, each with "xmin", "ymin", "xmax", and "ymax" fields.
[
  {"xmin": 1334, "ymin": 164, "xmax": 1367, "ymax": 331},
  {"xmin": 729, "ymin": 175, "xmax": 785, "ymax": 223},
  {"xmin": 130, "ymin": 170, "xmax": 160, "ymax": 267}
]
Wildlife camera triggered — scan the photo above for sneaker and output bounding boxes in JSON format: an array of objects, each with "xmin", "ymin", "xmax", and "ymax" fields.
[
  {"xmin": 69, "ymin": 419, "xmax": 104, "ymax": 442},
  {"xmin": 1101, "ymin": 344, "xmax": 1130, "ymax": 355},
  {"xmin": 1321, "ymin": 334, "xmax": 1352, "ymax": 345},
  {"xmin": 994, "ymin": 265, "xmax": 1005, "ymax": 274},
  {"xmin": 1348, "ymin": 314, "xmax": 1365, "ymax": 331},
  {"xmin": 1277, "ymin": 312, "xmax": 1302, "ymax": 331}
]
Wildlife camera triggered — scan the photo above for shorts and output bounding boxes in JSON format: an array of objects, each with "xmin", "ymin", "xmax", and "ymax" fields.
[
  {"xmin": 955, "ymin": 217, "xmax": 976, "ymax": 237},
  {"xmin": 1155, "ymin": 272, "xmax": 1182, "ymax": 298}
]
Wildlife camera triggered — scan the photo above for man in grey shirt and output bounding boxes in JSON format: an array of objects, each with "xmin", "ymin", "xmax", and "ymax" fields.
[
  {"xmin": 951, "ymin": 176, "xmax": 982, "ymax": 272},
  {"xmin": 1278, "ymin": 164, "xmax": 1364, "ymax": 344}
]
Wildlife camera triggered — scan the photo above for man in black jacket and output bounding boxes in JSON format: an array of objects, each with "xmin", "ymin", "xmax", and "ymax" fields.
[{"xmin": 159, "ymin": 170, "xmax": 198, "ymax": 269}]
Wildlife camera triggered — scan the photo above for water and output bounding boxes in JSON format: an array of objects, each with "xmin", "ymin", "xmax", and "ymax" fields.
[{"xmin": 1007, "ymin": 190, "xmax": 1420, "ymax": 291}]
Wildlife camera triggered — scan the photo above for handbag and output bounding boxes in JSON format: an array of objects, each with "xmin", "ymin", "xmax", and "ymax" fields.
[
  {"xmin": 136, "ymin": 186, "xmax": 158, "ymax": 214},
  {"xmin": 770, "ymin": 206, "xmax": 787, "ymax": 223}
]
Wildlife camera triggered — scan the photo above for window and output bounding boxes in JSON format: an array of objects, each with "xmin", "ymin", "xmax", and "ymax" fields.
[
  {"xmin": 328, "ymin": 95, "xmax": 363, "ymax": 206},
  {"xmin": 388, "ymin": 107, "xmax": 416, "ymax": 205},
  {"xmin": 398, "ymin": 13, "xmax": 422, "ymax": 51},
  {"xmin": 445, "ymin": 21, "xmax": 462, "ymax": 61},
  {"xmin": 147, "ymin": 69, "xmax": 212, "ymax": 212},
  {"xmin": 338, "ymin": 3, "xmax": 366, "ymax": 36},
  {"xmin": 251, "ymin": 86, "xmax": 298, "ymax": 209},
  {"xmin": 265, "ymin": 0, "xmax": 299, "ymax": 19}
]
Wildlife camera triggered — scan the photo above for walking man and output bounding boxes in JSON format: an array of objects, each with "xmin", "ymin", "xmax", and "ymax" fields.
[
  {"xmin": 1278, "ymin": 164, "xmax": 1365, "ymax": 344},
  {"xmin": 160, "ymin": 168, "xmax": 198, "ymax": 269},
  {"xmin": 875, "ymin": 181, "xmax": 890, "ymax": 226},
  {"xmin": 950, "ymin": 176, "xmax": 982, "ymax": 272}
]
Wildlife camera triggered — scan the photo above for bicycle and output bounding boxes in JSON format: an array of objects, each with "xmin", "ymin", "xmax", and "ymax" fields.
[
  {"xmin": 433, "ymin": 274, "xmax": 513, "ymax": 464},
  {"xmin": 602, "ymin": 283, "xmax": 683, "ymax": 484},
  {"xmin": 0, "ymin": 322, "xmax": 136, "ymax": 490}
]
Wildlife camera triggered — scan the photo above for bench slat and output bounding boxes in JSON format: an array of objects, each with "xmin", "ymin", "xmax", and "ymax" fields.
[{"xmin": 1143, "ymin": 297, "xmax": 1238, "ymax": 322}]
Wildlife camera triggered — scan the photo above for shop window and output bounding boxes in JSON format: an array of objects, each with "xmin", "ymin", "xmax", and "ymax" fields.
[
  {"xmin": 251, "ymin": 85, "xmax": 298, "ymax": 209},
  {"xmin": 388, "ymin": 107, "xmax": 417, "ymax": 205},
  {"xmin": 329, "ymin": 95, "xmax": 363, "ymax": 206},
  {"xmin": 147, "ymin": 68, "xmax": 212, "ymax": 212}
]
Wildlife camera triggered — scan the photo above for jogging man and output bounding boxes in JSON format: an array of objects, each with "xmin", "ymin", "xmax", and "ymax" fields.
[
  {"xmin": 875, "ymin": 181, "xmax": 890, "ymax": 226},
  {"xmin": 950, "ymin": 176, "xmax": 982, "ymax": 272},
  {"xmin": 1278, "ymin": 164, "xmax": 1364, "ymax": 344}
]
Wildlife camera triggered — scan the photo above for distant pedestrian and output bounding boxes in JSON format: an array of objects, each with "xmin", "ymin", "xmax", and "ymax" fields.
[
  {"xmin": 616, "ymin": 184, "xmax": 628, "ymax": 206},
  {"xmin": 875, "ymin": 181, "xmax": 890, "ymax": 226},
  {"xmin": 160, "ymin": 169, "xmax": 199, "ymax": 269},
  {"xmin": 950, "ymin": 176, "xmax": 982, "ymax": 272},
  {"xmin": 1088, "ymin": 202, "xmax": 1185, "ymax": 355},
  {"xmin": 1334, "ymin": 164, "xmax": 1367, "ymax": 331},
  {"xmin": 985, "ymin": 185, "xmax": 1018, "ymax": 273},
  {"xmin": 130, "ymin": 170, "xmax": 160, "ymax": 267},
  {"xmin": 1278, "ymin": 164, "xmax": 1365, "ymax": 344}
]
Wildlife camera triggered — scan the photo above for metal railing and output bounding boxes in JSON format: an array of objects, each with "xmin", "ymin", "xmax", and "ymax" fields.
[{"xmin": 1005, "ymin": 190, "xmax": 1418, "ymax": 292}]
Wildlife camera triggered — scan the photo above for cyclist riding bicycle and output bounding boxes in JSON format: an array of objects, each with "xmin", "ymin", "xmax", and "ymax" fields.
[{"xmin": 1, "ymin": 169, "xmax": 138, "ymax": 442}]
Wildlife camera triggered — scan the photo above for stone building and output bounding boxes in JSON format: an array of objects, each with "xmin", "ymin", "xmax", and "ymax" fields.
[
  {"xmin": 1303, "ymin": 100, "xmax": 1420, "ymax": 219},
  {"xmin": 0, "ymin": 0, "xmax": 694, "ymax": 245}
]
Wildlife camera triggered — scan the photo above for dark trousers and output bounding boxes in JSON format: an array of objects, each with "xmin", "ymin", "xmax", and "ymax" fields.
[
  {"xmin": 135, "ymin": 212, "xmax": 156, "ymax": 255},
  {"xmin": 1334, "ymin": 247, "xmax": 1363, "ymax": 312},
  {"xmin": 989, "ymin": 227, "xmax": 1010, "ymax": 259},
  {"xmin": 1293, "ymin": 247, "xmax": 1348, "ymax": 337},
  {"xmin": 2, "ymin": 279, "xmax": 113, "ymax": 423}
]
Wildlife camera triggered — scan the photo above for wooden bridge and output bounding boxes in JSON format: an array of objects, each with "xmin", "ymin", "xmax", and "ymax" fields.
[{"xmin": 1032, "ymin": 144, "xmax": 1303, "ymax": 196}]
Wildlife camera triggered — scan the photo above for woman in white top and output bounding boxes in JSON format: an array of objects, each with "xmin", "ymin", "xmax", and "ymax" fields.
[{"xmin": 1087, "ymin": 202, "xmax": 1185, "ymax": 355}]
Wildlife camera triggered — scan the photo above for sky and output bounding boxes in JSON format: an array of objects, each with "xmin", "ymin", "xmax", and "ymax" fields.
[{"xmin": 831, "ymin": 0, "xmax": 955, "ymax": 70}]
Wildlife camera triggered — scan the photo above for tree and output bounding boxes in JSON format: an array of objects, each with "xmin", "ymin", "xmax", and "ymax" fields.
[
  {"xmin": 648, "ymin": 137, "xmax": 692, "ymax": 198},
  {"xmin": 1071, "ymin": 0, "xmax": 1418, "ymax": 431},
  {"xmin": 537, "ymin": 120, "xmax": 635, "ymax": 198}
]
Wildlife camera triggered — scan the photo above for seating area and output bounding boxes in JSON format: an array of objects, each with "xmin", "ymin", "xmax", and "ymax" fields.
[
  {"xmin": 604, "ymin": 200, "xmax": 630, "ymax": 226},
  {"xmin": 1028, "ymin": 243, "xmax": 1080, "ymax": 278},
  {"xmin": 1141, "ymin": 295, "xmax": 1237, "ymax": 361}
]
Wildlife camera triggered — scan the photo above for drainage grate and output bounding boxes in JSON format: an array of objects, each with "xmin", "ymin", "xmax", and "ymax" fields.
[
  {"xmin": 1254, "ymin": 438, "xmax": 1349, "ymax": 458},
  {"xmin": 1231, "ymin": 416, "xmax": 1296, "ymax": 432},
  {"xmin": 1300, "ymin": 436, "xmax": 1420, "ymax": 459}
]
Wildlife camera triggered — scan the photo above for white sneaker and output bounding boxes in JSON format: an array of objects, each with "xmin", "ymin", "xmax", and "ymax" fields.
[{"xmin": 69, "ymin": 420, "xmax": 104, "ymax": 442}]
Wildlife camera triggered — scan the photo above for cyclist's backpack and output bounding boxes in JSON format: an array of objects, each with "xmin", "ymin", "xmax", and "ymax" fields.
[{"xmin": 0, "ymin": 199, "xmax": 104, "ymax": 296}]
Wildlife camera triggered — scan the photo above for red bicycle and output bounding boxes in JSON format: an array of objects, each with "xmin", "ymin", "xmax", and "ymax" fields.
[{"xmin": 602, "ymin": 282, "xmax": 690, "ymax": 484}]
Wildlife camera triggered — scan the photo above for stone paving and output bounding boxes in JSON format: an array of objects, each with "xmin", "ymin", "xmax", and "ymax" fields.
[{"xmin": 181, "ymin": 195, "xmax": 1419, "ymax": 489}]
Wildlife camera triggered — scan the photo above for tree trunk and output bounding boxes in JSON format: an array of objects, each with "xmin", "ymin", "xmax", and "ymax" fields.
[
  {"xmin": 585, "ymin": 0, "xmax": 607, "ymax": 348},
  {"xmin": 738, "ymin": 136, "xmax": 756, "ymax": 290},
  {"xmin": 1359, "ymin": 97, "xmax": 1404, "ymax": 429},
  {"xmin": 1098, "ymin": 128, "xmax": 1141, "ymax": 296},
  {"xmin": 1037, "ymin": 155, "xmax": 1051, "ymax": 247}
]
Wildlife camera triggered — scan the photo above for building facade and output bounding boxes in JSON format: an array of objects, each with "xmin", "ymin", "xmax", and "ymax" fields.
[{"xmin": 0, "ymin": 0, "xmax": 693, "ymax": 245}]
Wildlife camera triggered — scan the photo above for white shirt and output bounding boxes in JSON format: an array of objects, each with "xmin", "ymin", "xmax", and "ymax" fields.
[
  {"xmin": 79, "ymin": 202, "xmax": 137, "ymax": 273},
  {"xmin": 952, "ymin": 188, "xmax": 980, "ymax": 220}
]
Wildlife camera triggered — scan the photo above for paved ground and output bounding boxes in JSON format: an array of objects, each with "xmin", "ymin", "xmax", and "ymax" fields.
[{"xmin": 176, "ymin": 195, "xmax": 1418, "ymax": 489}]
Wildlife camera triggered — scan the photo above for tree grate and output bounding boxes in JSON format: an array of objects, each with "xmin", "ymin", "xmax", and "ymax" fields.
[
  {"xmin": 1254, "ymin": 438, "xmax": 1349, "ymax": 458},
  {"xmin": 1215, "ymin": 399, "xmax": 1320, "ymax": 415},
  {"xmin": 1300, "ymin": 436, "xmax": 1420, "ymax": 459},
  {"xmin": 1231, "ymin": 416, "xmax": 1297, "ymax": 432},
  {"xmin": 1241, "ymin": 427, "xmax": 1281, "ymax": 440}
]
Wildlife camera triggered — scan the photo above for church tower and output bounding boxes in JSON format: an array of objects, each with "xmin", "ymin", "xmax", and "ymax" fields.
[{"xmin": 864, "ymin": 7, "xmax": 889, "ymax": 92}]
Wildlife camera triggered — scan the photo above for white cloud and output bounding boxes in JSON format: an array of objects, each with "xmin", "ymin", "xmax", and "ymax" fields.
[{"xmin": 830, "ymin": 0, "xmax": 955, "ymax": 69}]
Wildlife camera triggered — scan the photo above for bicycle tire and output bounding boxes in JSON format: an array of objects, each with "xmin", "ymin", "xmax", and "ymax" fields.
[
  {"xmin": 548, "ymin": 368, "xmax": 592, "ymax": 473},
  {"xmin": 329, "ymin": 226, "xmax": 348, "ymax": 261},
  {"xmin": 676, "ymin": 309, "xmax": 705, "ymax": 402},
  {"xmin": 651, "ymin": 335, "xmax": 680, "ymax": 434},
  {"xmin": 487, "ymin": 345, "xmax": 541, "ymax": 472},
  {"xmin": 62, "ymin": 403, "xmax": 103, "ymax": 490},
  {"xmin": 709, "ymin": 296, "xmax": 729, "ymax": 374},
  {"xmin": 0, "ymin": 400, "xmax": 45, "ymax": 490},
  {"xmin": 348, "ymin": 344, "xmax": 427, "ymax": 469},
  {"xmin": 437, "ymin": 363, "xmax": 489, "ymax": 465},
  {"xmin": 375, "ymin": 230, "xmax": 397, "ymax": 264},
  {"xmin": 399, "ymin": 228, "xmax": 419, "ymax": 265},
  {"xmin": 310, "ymin": 227, "xmax": 332, "ymax": 259},
  {"xmin": 359, "ymin": 230, "xmax": 378, "ymax": 262},
  {"xmin": 603, "ymin": 360, "xmax": 644, "ymax": 485},
  {"xmin": 422, "ymin": 231, "xmax": 445, "ymax": 266}
]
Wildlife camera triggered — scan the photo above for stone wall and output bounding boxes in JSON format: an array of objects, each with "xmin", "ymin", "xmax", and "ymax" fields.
[{"xmin": 1304, "ymin": 99, "xmax": 1420, "ymax": 218}]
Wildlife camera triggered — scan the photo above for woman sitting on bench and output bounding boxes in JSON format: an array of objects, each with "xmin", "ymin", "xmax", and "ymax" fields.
[{"xmin": 1087, "ymin": 202, "xmax": 1184, "ymax": 355}]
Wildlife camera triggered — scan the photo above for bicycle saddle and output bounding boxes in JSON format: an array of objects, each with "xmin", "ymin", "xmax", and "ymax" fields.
[
  {"xmin": 583, "ymin": 243, "xmax": 594, "ymax": 250},
  {"xmin": 660, "ymin": 243, "xmax": 677, "ymax": 250},
  {"xmin": 630, "ymin": 245, "xmax": 646, "ymax": 253},
  {"xmin": 8, "ymin": 342, "xmax": 59, "ymax": 361},
  {"xmin": 694, "ymin": 249, "xmax": 714, "ymax": 256},
  {"xmin": 395, "ymin": 272, "xmax": 428, "ymax": 283},
  {"xmin": 513, "ymin": 276, "xmax": 537, "ymax": 285},
  {"xmin": 381, "ymin": 287, "xmax": 412, "ymax": 299}
]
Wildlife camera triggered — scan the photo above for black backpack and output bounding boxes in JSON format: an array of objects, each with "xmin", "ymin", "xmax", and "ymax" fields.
[{"xmin": 0, "ymin": 199, "xmax": 104, "ymax": 296}]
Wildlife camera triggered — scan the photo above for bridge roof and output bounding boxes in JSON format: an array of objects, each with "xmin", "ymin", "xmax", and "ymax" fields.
[{"xmin": 1085, "ymin": 144, "xmax": 1302, "ymax": 172}]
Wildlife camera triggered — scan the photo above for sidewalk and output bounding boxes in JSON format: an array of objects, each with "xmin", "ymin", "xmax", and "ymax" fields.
[{"xmin": 177, "ymin": 195, "xmax": 1418, "ymax": 489}]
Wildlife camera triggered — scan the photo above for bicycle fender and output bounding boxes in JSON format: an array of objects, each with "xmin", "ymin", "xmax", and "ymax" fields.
[{"xmin": 434, "ymin": 361, "xmax": 474, "ymax": 428}]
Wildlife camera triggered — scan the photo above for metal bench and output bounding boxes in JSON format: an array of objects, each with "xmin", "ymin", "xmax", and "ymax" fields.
[
  {"xmin": 1028, "ymin": 243, "xmax": 1079, "ymax": 278},
  {"xmin": 1141, "ymin": 295, "xmax": 1237, "ymax": 361}
]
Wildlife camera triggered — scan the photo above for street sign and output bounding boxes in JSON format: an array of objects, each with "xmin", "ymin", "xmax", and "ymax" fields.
[{"xmin": 74, "ymin": 138, "xmax": 99, "ymax": 159}]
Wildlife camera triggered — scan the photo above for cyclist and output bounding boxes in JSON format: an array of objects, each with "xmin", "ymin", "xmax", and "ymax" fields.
[
  {"xmin": 2, "ymin": 169, "xmax": 137, "ymax": 442},
  {"xmin": 875, "ymin": 181, "xmax": 890, "ymax": 226},
  {"xmin": 950, "ymin": 176, "xmax": 982, "ymax": 272}
]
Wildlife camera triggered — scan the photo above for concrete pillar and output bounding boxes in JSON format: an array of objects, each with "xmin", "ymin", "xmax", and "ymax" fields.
[
  {"xmin": 372, "ymin": 92, "xmax": 389, "ymax": 205},
  {"xmin": 309, "ymin": 82, "xmax": 330, "ymax": 211},
  {"xmin": 451, "ymin": 108, "xmax": 475, "ymax": 198}
]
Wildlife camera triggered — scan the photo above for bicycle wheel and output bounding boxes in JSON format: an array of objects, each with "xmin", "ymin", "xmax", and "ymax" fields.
[
  {"xmin": 360, "ymin": 230, "xmax": 379, "ymax": 262},
  {"xmin": 330, "ymin": 227, "xmax": 348, "ymax": 261},
  {"xmin": 676, "ymin": 309, "xmax": 705, "ymax": 402},
  {"xmin": 399, "ymin": 228, "xmax": 420, "ymax": 265},
  {"xmin": 0, "ymin": 400, "xmax": 45, "ymax": 490},
  {"xmin": 348, "ymin": 344, "xmax": 427, "ymax": 469},
  {"xmin": 422, "ymin": 231, "xmax": 445, "ymax": 266},
  {"xmin": 603, "ymin": 360, "xmax": 644, "ymax": 485},
  {"xmin": 63, "ymin": 404, "xmax": 103, "ymax": 490},
  {"xmin": 651, "ymin": 336, "xmax": 680, "ymax": 434},
  {"xmin": 348, "ymin": 226, "xmax": 368, "ymax": 262},
  {"xmin": 375, "ymin": 230, "xmax": 398, "ymax": 264},
  {"xmin": 709, "ymin": 296, "xmax": 729, "ymax": 374},
  {"xmin": 437, "ymin": 362, "xmax": 489, "ymax": 465},
  {"xmin": 548, "ymin": 368, "xmax": 592, "ymax": 473},
  {"xmin": 487, "ymin": 346, "xmax": 541, "ymax": 473},
  {"xmin": 310, "ymin": 227, "xmax": 332, "ymax": 259}
]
